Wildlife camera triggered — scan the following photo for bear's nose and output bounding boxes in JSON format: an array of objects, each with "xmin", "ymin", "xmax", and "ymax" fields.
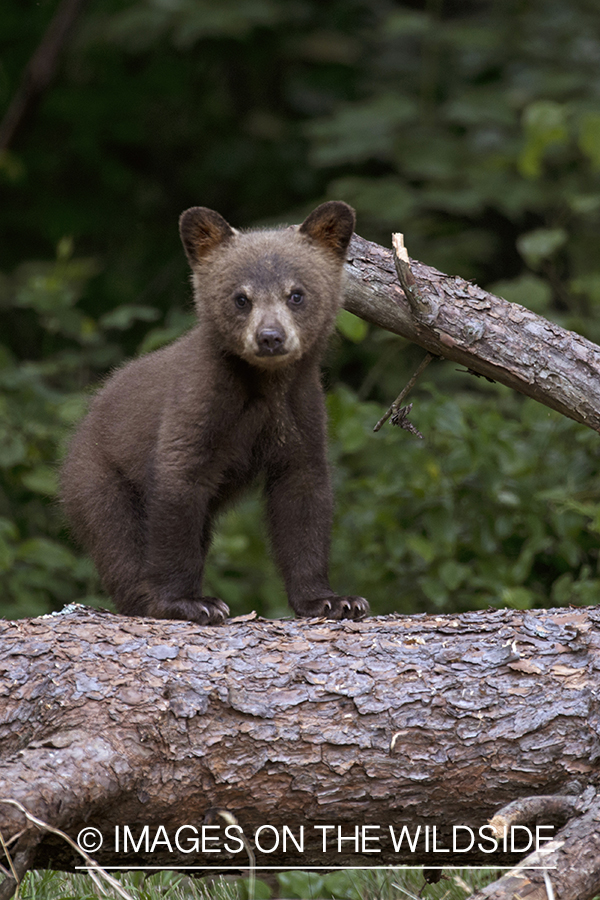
[{"xmin": 257, "ymin": 327, "xmax": 285, "ymax": 353}]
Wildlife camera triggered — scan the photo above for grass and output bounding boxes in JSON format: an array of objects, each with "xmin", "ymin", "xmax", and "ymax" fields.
[{"xmin": 3, "ymin": 866, "xmax": 508, "ymax": 900}]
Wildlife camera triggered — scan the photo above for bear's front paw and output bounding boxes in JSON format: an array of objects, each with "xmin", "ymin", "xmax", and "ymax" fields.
[
  {"xmin": 193, "ymin": 597, "xmax": 230, "ymax": 625},
  {"xmin": 146, "ymin": 596, "xmax": 230, "ymax": 624},
  {"xmin": 293, "ymin": 595, "xmax": 370, "ymax": 620}
]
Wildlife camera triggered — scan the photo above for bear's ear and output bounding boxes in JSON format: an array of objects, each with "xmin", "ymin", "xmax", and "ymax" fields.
[
  {"xmin": 179, "ymin": 207, "xmax": 235, "ymax": 266},
  {"xmin": 298, "ymin": 201, "xmax": 356, "ymax": 260}
]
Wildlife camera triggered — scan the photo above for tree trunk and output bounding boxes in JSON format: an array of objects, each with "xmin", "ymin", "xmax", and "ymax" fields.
[
  {"xmin": 0, "ymin": 0, "xmax": 89, "ymax": 152},
  {"xmin": 1, "ymin": 605, "xmax": 600, "ymax": 898},
  {"xmin": 343, "ymin": 234, "xmax": 600, "ymax": 434}
]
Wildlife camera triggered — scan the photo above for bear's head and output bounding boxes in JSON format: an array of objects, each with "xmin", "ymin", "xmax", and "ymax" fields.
[{"xmin": 179, "ymin": 202, "xmax": 355, "ymax": 369}]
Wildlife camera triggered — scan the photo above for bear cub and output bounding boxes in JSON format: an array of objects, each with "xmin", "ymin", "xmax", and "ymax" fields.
[{"xmin": 61, "ymin": 201, "xmax": 369, "ymax": 624}]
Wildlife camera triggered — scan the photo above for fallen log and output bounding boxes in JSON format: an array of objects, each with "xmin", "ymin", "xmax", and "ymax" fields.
[
  {"xmin": 468, "ymin": 792, "xmax": 600, "ymax": 900},
  {"xmin": 342, "ymin": 233, "xmax": 600, "ymax": 434},
  {"xmin": 1, "ymin": 604, "xmax": 599, "ymax": 898}
]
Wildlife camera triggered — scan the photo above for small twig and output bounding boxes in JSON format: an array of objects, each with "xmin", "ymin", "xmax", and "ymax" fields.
[
  {"xmin": 373, "ymin": 353, "xmax": 434, "ymax": 432},
  {"xmin": 0, "ymin": 832, "xmax": 40, "ymax": 900},
  {"xmin": 543, "ymin": 870, "xmax": 555, "ymax": 900},
  {"xmin": 0, "ymin": 830, "xmax": 20, "ymax": 898},
  {"xmin": 0, "ymin": 799, "xmax": 135, "ymax": 900},
  {"xmin": 205, "ymin": 808, "xmax": 256, "ymax": 900}
]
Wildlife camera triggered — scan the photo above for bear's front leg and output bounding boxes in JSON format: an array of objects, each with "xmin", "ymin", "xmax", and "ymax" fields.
[
  {"xmin": 265, "ymin": 457, "xmax": 369, "ymax": 621},
  {"xmin": 140, "ymin": 477, "xmax": 229, "ymax": 625}
]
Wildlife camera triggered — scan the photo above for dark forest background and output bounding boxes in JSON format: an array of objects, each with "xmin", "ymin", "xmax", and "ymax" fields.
[{"xmin": 1, "ymin": 0, "xmax": 600, "ymax": 620}]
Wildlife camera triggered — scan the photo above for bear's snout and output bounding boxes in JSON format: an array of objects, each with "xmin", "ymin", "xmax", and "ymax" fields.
[{"xmin": 257, "ymin": 326, "xmax": 287, "ymax": 355}]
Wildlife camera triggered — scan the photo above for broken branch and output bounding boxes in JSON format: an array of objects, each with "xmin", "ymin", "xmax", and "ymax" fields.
[{"xmin": 343, "ymin": 233, "xmax": 600, "ymax": 433}]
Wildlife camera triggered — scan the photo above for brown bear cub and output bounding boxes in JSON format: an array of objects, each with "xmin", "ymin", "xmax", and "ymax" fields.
[{"xmin": 61, "ymin": 201, "xmax": 369, "ymax": 625}]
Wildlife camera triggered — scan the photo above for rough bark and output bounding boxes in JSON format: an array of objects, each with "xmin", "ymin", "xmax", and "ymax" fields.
[
  {"xmin": 343, "ymin": 234, "xmax": 600, "ymax": 434},
  {"xmin": 1, "ymin": 604, "xmax": 600, "ymax": 898},
  {"xmin": 468, "ymin": 793, "xmax": 600, "ymax": 900}
]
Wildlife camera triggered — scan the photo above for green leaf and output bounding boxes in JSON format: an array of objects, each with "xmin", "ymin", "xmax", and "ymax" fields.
[
  {"xmin": 16, "ymin": 538, "xmax": 79, "ymax": 571},
  {"xmin": 419, "ymin": 575, "xmax": 449, "ymax": 608},
  {"xmin": 407, "ymin": 535, "xmax": 436, "ymax": 564},
  {"xmin": 439, "ymin": 560, "xmax": 468, "ymax": 591},
  {"xmin": 238, "ymin": 877, "xmax": 272, "ymax": 900},
  {"xmin": 329, "ymin": 176, "xmax": 415, "ymax": 223},
  {"xmin": 57, "ymin": 236, "xmax": 74, "ymax": 261},
  {"xmin": 579, "ymin": 112, "xmax": 600, "ymax": 170},
  {"xmin": 0, "ymin": 431, "xmax": 27, "ymax": 467},
  {"xmin": 518, "ymin": 101, "xmax": 568, "ymax": 178},
  {"xmin": 517, "ymin": 228, "xmax": 567, "ymax": 269},
  {"xmin": 489, "ymin": 273, "xmax": 551, "ymax": 313},
  {"xmin": 21, "ymin": 465, "xmax": 59, "ymax": 496},
  {"xmin": 100, "ymin": 304, "xmax": 160, "ymax": 330},
  {"xmin": 336, "ymin": 309, "xmax": 368, "ymax": 343},
  {"xmin": 501, "ymin": 587, "xmax": 535, "ymax": 610},
  {"xmin": 323, "ymin": 870, "xmax": 363, "ymax": 900},
  {"xmin": 277, "ymin": 871, "xmax": 325, "ymax": 899},
  {"xmin": 383, "ymin": 10, "xmax": 429, "ymax": 37},
  {"xmin": 0, "ymin": 521, "xmax": 16, "ymax": 572},
  {"xmin": 57, "ymin": 395, "xmax": 89, "ymax": 425},
  {"xmin": 568, "ymin": 193, "xmax": 600, "ymax": 214},
  {"xmin": 308, "ymin": 94, "xmax": 417, "ymax": 166},
  {"xmin": 137, "ymin": 312, "xmax": 195, "ymax": 354},
  {"xmin": 0, "ymin": 149, "xmax": 25, "ymax": 182}
]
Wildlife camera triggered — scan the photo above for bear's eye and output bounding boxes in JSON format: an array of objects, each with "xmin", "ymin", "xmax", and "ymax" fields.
[
  {"xmin": 235, "ymin": 294, "xmax": 250, "ymax": 310},
  {"xmin": 288, "ymin": 291, "xmax": 304, "ymax": 308}
]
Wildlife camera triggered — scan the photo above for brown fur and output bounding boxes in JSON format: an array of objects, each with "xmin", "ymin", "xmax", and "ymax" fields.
[{"xmin": 61, "ymin": 201, "xmax": 369, "ymax": 624}]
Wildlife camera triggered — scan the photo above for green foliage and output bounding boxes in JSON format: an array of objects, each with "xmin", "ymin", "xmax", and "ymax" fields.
[
  {"xmin": 518, "ymin": 100, "xmax": 569, "ymax": 179},
  {"xmin": 328, "ymin": 383, "xmax": 600, "ymax": 615},
  {"xmin": 276, "ymin": 867, "xmax": 503, "ymax": 900},
  {"xmin": 1, "ymin": 0, "xmax": 600, "ymax": 619},
  {"xmin": 306, "ymin": 0, "xmax": 600, "ymax": 342},
  {"xmin": 6, "ymin": 867, "xmax": 508, "ymax": 900},
  {"xmin": 0, "ymin": 243, "xmax": 127, "ymax": 617},
  {"xmin": 12, "ymin": 869, "xmax": 239, "ymax": 900}
]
